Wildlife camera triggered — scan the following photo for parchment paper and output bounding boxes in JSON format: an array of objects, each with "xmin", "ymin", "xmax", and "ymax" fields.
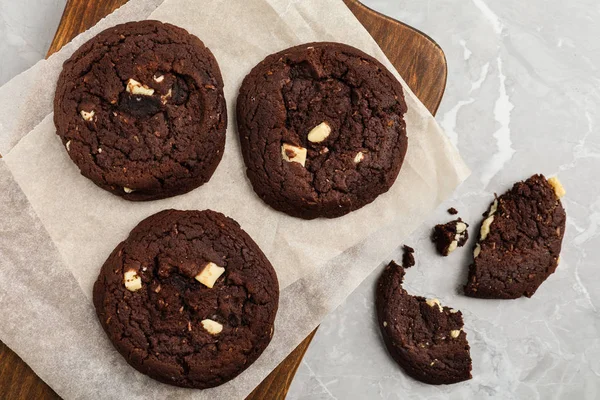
[{"xmin": 0, "ymin": 0, "xmax": 470, "ymax": 398}]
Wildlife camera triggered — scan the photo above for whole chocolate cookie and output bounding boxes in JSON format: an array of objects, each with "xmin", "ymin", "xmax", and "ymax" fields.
[
  {"xmin": 93, "ymin": 210, "xmax": 279, "ymax": 388},
  {"xmin": 54, "ymin": 21, "xmax": 226, "ymax": 201},
  {"xmin": 376, "ymin": 261, "xmax": 472, "ymax": 385},
  {"xmin": 237, "ymin": 42, "xmax": 408, "ymax": 219},
  {"xmin": 464, "ymin": 174, "xmax": 566, "ymax": 299}
]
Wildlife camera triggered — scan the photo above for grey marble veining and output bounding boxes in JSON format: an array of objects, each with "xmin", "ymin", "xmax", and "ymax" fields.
[{"xmin": 1, "ymin": 0, "xmax": 599, "ymax": 398}]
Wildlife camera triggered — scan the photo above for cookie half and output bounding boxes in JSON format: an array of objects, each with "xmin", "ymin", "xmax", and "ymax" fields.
[
  {"xmin": 93, "ymin": 210, "xmax": 279, "ymax": 388},
  {"xmin": 464, "ymin": 174, "xmax": 566, "ymax": 299},
  {"xmin": 376, "ymin": 261, "xmax": 472, "ymax": 385},
  {"xmin": 54, "ymin": 20, "xmax": 226, "ymax": 200},
  {"xmin": 237, "ymin": 42, "xmax": 408, "ymax": 219}
]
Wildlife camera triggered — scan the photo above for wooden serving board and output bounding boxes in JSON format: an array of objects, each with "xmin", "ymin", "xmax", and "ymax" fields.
[{"xmin": 0, "ymin": 1, "xmax": 446, "ymax": 399}]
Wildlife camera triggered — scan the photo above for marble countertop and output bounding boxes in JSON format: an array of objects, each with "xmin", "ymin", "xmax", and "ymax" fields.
[{"xmin": 2, "ymin": 0, "xmax": 599, "ymax": 399}]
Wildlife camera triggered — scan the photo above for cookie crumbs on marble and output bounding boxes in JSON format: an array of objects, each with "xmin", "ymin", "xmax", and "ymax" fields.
[
  {"xmin": 402, "ymin": 245, "xmax": 415, "ymax": 268},
  {"xmin": 432, "ymin": 218, "xmax": 469, "ymax": 256}
]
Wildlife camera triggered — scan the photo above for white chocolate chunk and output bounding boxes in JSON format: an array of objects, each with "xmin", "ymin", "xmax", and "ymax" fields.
[
  {"xmin": 449, "ymin": 308, "xmax": 459, "ymax": 314},
  {"xmin": 126, "ymin": 78, "xmax": 155, "ymax": 96},
  {"xmin": 450, "ymin": 329, "xmax": 461, "ymax": 339},
  {"xmin": 97, "ymin": 148, "xmax": 102, "ymax": 153},
  {"xmin": 66, "ymin": 140, "xmax": 71, "ymax": 151},
  {"xmin": 425, "ymin": 298, "xmax": 443, "ymax": 312},
  {"xmin": 447, "ymin": 240, "xmax": 458, "ymax": 254},
  {"xmin": 153, "ymin": 75, "xmax": 165, "ymax": 83},
  {"xmin": 281, "ymin": 143, "xmax": 307, "ymax": 167},
  {"xmin": 455, "ymin": 222, "xmax": 467, "ymax": 234},
  {"xmin": 354, "ymin": 152, "xmax": 365, "ymax": 164},
  {"xmin": 80, "ymin": 110, "xmax": 95, "ymax": 121},
  {"xmin": 124, "ymin": 270, "xmax": 142, "ymax": 292},
  {"xmin": 480, "ymin": 215, "xmax": 494, "ymax": 241},
  {"xmin": 161, "ymin": 88, "xmax": 172, "ymax": 104},
  {"xmin": 473, "ymin": 243, "xmax": 481, "ymax": 258},
  {"xmin": 307, "ymin": 122, "xmax": 331, "ymax": 143},
  {"xmin": 123, "ymin": 187, "xmax": 135, "ymax": 194},
  {"xmin": 195, "ymin": 262, "xmax": 225, "ymax": 289},
  {"xmin": 489, "ymin": 199, "xmax": 498, "ymax": 216},
  {"xmin": 201, "ymin": 319, "xmax": 223, "ymax": 335},
  {"xmin": 548, "ymin": 176, "xmax": 566, "ymax": 199},
  {"xmin": 383, "ymin": 321, "xmax": 388, "ymax": 327}
]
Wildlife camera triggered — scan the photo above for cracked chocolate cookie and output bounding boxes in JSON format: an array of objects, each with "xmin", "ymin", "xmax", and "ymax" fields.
[
  {"xmin": 376, "ymin": 261, "xmax": 472, "ymax": 385},
  {"xmin": 464, "ymin": 174, "xmax": 566, "ymax": 299},
  {"xmin": 236, "ymin": 42, "xmax": 408, "ymax": 219},
  {"xmin": 54, "ymin": 20, "xmax": 226, "ymax": 201},
  {"xmin": 93, "ymin": 209, "xmax": 279, "ymax": 388}
]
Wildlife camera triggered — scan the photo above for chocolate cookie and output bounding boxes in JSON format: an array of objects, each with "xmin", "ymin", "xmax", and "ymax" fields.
[
  {"xmin": 464, "ymin": 175, "xmax": 566, "ymax": 299},
  {"xmin": 93, "ymin": 210, "xmax": 279, "ymax": 388},
  {"xmin": 54, "ymin": 21, "xmax": 226, "ymax": 201},
  {"xmin": 376, "ymin": 261, "xmax": 472, "ymax": 384},
  {"xmin": 432, "ymin": 218, "xmax": 469, "ymax": 256},
  {"xmin": 237, "ymin": 42, "xmax": 408, "ymax": 219}
]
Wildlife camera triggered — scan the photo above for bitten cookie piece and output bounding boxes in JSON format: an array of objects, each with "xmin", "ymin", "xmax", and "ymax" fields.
[
  {"xmin": 93, "ymin": 210, "xmax": 279, "ymax": 388},
  {"xmin": 237, "ymin": 42, "xmax": 408, "ymax": 219},
  {"xmin": 432, "ymin": 219, "xmax": 469, "ymax": 256},
  {"xmin": 54, "ymin": 21, "xmax": 227, "ymax": 201},
  {"xmin": 464, "ymin": 174, "xmax": 566, "ymax": 299},
  {"xmin": 376, "ymin": 261, "xmax": 472, "ymax": 385}
]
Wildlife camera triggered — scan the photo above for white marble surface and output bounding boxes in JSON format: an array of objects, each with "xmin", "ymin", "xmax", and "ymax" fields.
[
  {"xmin": 0, "ymin": 0, "xmax": 66, "ymax": 86},
  {"xmin": 1, "ymin": 0, "xmax": 599, "ymax": 399}
]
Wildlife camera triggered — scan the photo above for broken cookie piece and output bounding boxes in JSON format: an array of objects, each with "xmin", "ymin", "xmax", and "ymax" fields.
[
  {"xmin": 464, "ymin": 174, "xmax": 566, "ymax": 299},
  {"xmin": 402, "ymin": 245, "xmax": 415, "ymax": 268},
  {"xmin": 432, "ymin": 218, "xmax": 469, "ymax": 256},
  {"xmin": 376, "ymin": 261, "xmax": 472, "ymax": 384}
]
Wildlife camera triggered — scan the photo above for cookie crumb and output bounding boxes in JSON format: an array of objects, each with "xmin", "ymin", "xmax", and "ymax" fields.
[
  {"xmin": 447, "ymin": 207, "xmax": 458, "ymax": 215},
  {"xmin": 432, "ymin": 218, "xmax": 469, "ymax": 256},
  {"xmin": 402, "ymin": 245, "xmax": 415, "ymax": 268}
]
